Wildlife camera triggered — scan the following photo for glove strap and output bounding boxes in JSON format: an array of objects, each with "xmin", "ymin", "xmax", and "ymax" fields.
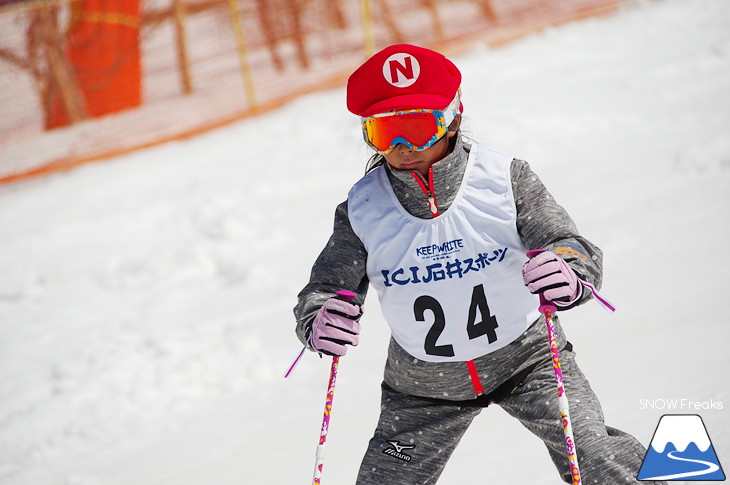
[
  {"xmin": 284, "ymin": 344, "xmax": 307, "ymax": 378},
  {"xmin": 579, "ymin": 280, "xmax": 616, "ymax": 312}
]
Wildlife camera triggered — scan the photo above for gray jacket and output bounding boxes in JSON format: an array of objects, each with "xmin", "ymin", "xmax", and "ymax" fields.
[{"xmin": 294, "ymin": 137, "xmax": 602, "ymax": 401}]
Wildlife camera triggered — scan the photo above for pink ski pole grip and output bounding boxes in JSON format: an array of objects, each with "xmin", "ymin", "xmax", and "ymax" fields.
[{"xmin": 336, "ymin": 289, "xmax": 357, "ymax": 301}]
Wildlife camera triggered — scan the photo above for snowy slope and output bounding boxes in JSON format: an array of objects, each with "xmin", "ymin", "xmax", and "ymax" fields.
[{"xmin": 1, "ymin": 0, "xmax": 729, "ymax": 484}]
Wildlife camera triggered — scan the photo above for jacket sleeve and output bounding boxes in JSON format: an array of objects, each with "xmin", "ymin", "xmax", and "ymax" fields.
[
  {"xmin": 293, "ymin": 200, "xmax": 370, "ymax": 346},
  {"xmin": 511, "ymin": 159, "xmax": 603, "ymax": 309}
]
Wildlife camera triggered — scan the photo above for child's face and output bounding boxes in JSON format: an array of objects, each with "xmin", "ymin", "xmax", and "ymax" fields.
[{"xmin": 383, "ymin": 126, "xmax": 458, "ymax": 177}]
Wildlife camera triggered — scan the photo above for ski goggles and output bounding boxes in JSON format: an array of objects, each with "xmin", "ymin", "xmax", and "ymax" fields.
[{"xmin": 361, "ymin": 90, "xmax": 461, "ymax": 155}]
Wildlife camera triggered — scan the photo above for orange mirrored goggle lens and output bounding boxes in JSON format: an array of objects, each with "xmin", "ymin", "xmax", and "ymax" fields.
[{"xmin": 362, "ymin": 110, "xmax": 447, "ymax": 155}]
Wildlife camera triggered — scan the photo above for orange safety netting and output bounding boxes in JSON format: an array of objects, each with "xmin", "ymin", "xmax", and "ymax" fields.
[{"xmin": 0, "ymin": 0, "xmax": 625, "ymax": 184}]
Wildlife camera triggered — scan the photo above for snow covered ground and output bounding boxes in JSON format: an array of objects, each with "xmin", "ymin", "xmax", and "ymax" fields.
[{"xmin": 1, "ymin": 0, "xmax": 728, "ymax": 483}]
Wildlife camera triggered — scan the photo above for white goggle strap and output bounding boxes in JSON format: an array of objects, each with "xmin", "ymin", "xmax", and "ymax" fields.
[{"xmin": 442, "ymin": 89, "xmax": 461, "ymax": 127}]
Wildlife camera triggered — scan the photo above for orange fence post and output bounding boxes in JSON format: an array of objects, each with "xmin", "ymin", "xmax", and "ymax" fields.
[
  {"xmin": 360, "ymin": 0, "xmax": 375, "ymax": 57},
  {"xmin": 173, "ymin": 0, "xmax": 193, "ymax": 94},
  {"xmin": 227, "ymin": 0, "xmax": 257, "ymax": 108},
  {"xmin": 424, "ymin": 0, "xmax": 444, "ymax": 47},
  {"xmin": 38, "ymin": 4, "xmax": 88, "ymax": 128}
]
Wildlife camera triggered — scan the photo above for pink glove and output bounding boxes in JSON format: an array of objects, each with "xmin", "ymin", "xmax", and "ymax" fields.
[
  {"xmin": 522, "ymin": 250, "xmax": 581, "ymax": 305},
  {"xmin": 309, "ymin": 295, "xmax": 363, "ymax": 356}
]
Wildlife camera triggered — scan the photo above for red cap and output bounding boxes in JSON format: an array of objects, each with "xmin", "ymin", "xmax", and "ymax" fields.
[{"xmin": 347, "ymin": 44, "xmax": 462, "ymax": 117}]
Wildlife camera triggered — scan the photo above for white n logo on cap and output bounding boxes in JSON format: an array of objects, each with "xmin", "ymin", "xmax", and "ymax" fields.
[{"xmin": 383, "ymin": 53, "xmax": 420, "ymax": 88}]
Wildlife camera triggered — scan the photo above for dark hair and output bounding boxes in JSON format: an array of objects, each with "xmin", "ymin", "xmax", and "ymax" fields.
[{"xmin": 365, "ymin": 153, "xmax": 386, "ymax": 174}]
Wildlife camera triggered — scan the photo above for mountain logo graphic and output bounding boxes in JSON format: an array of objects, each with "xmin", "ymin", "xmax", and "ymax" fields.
[{"xmin": 638, "ymin": 414, "xmax": 725, "ymax": 481}]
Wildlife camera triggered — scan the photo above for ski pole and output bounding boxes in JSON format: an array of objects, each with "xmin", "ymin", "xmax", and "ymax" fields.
[
  {"xmin": 312, "ymin": 289, "xmax": 356, "ymax": 485},
  {"xmin": 526, "ymin": 249, "xmax": 617, "ymax": 484},
  {"xmin": 526, "ymin": 249, "xmax": 581, "ymax": 485},
  {"xmin": 539, "ymin": 294, "xmax": 581, "ymax": 485}
]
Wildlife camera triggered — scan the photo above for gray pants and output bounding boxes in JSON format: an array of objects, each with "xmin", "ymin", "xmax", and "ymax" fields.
[{"xmin": 356, "ymin": 348, "xmax": 665, "ymax": 484}]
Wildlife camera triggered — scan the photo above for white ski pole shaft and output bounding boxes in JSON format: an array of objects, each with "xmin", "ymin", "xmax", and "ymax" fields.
[
  {"xmin": 312, "ymin": 355, "xmax": 339, "ymax": 485},
  {"xmin": 311, "ymin": 290, "xmax": 356, "ymax": 485}
]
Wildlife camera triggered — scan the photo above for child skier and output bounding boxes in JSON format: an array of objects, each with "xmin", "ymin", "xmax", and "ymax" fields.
[{"xmin": 294, "ymin": 44, "xmax": 662, "ymax": 484}]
